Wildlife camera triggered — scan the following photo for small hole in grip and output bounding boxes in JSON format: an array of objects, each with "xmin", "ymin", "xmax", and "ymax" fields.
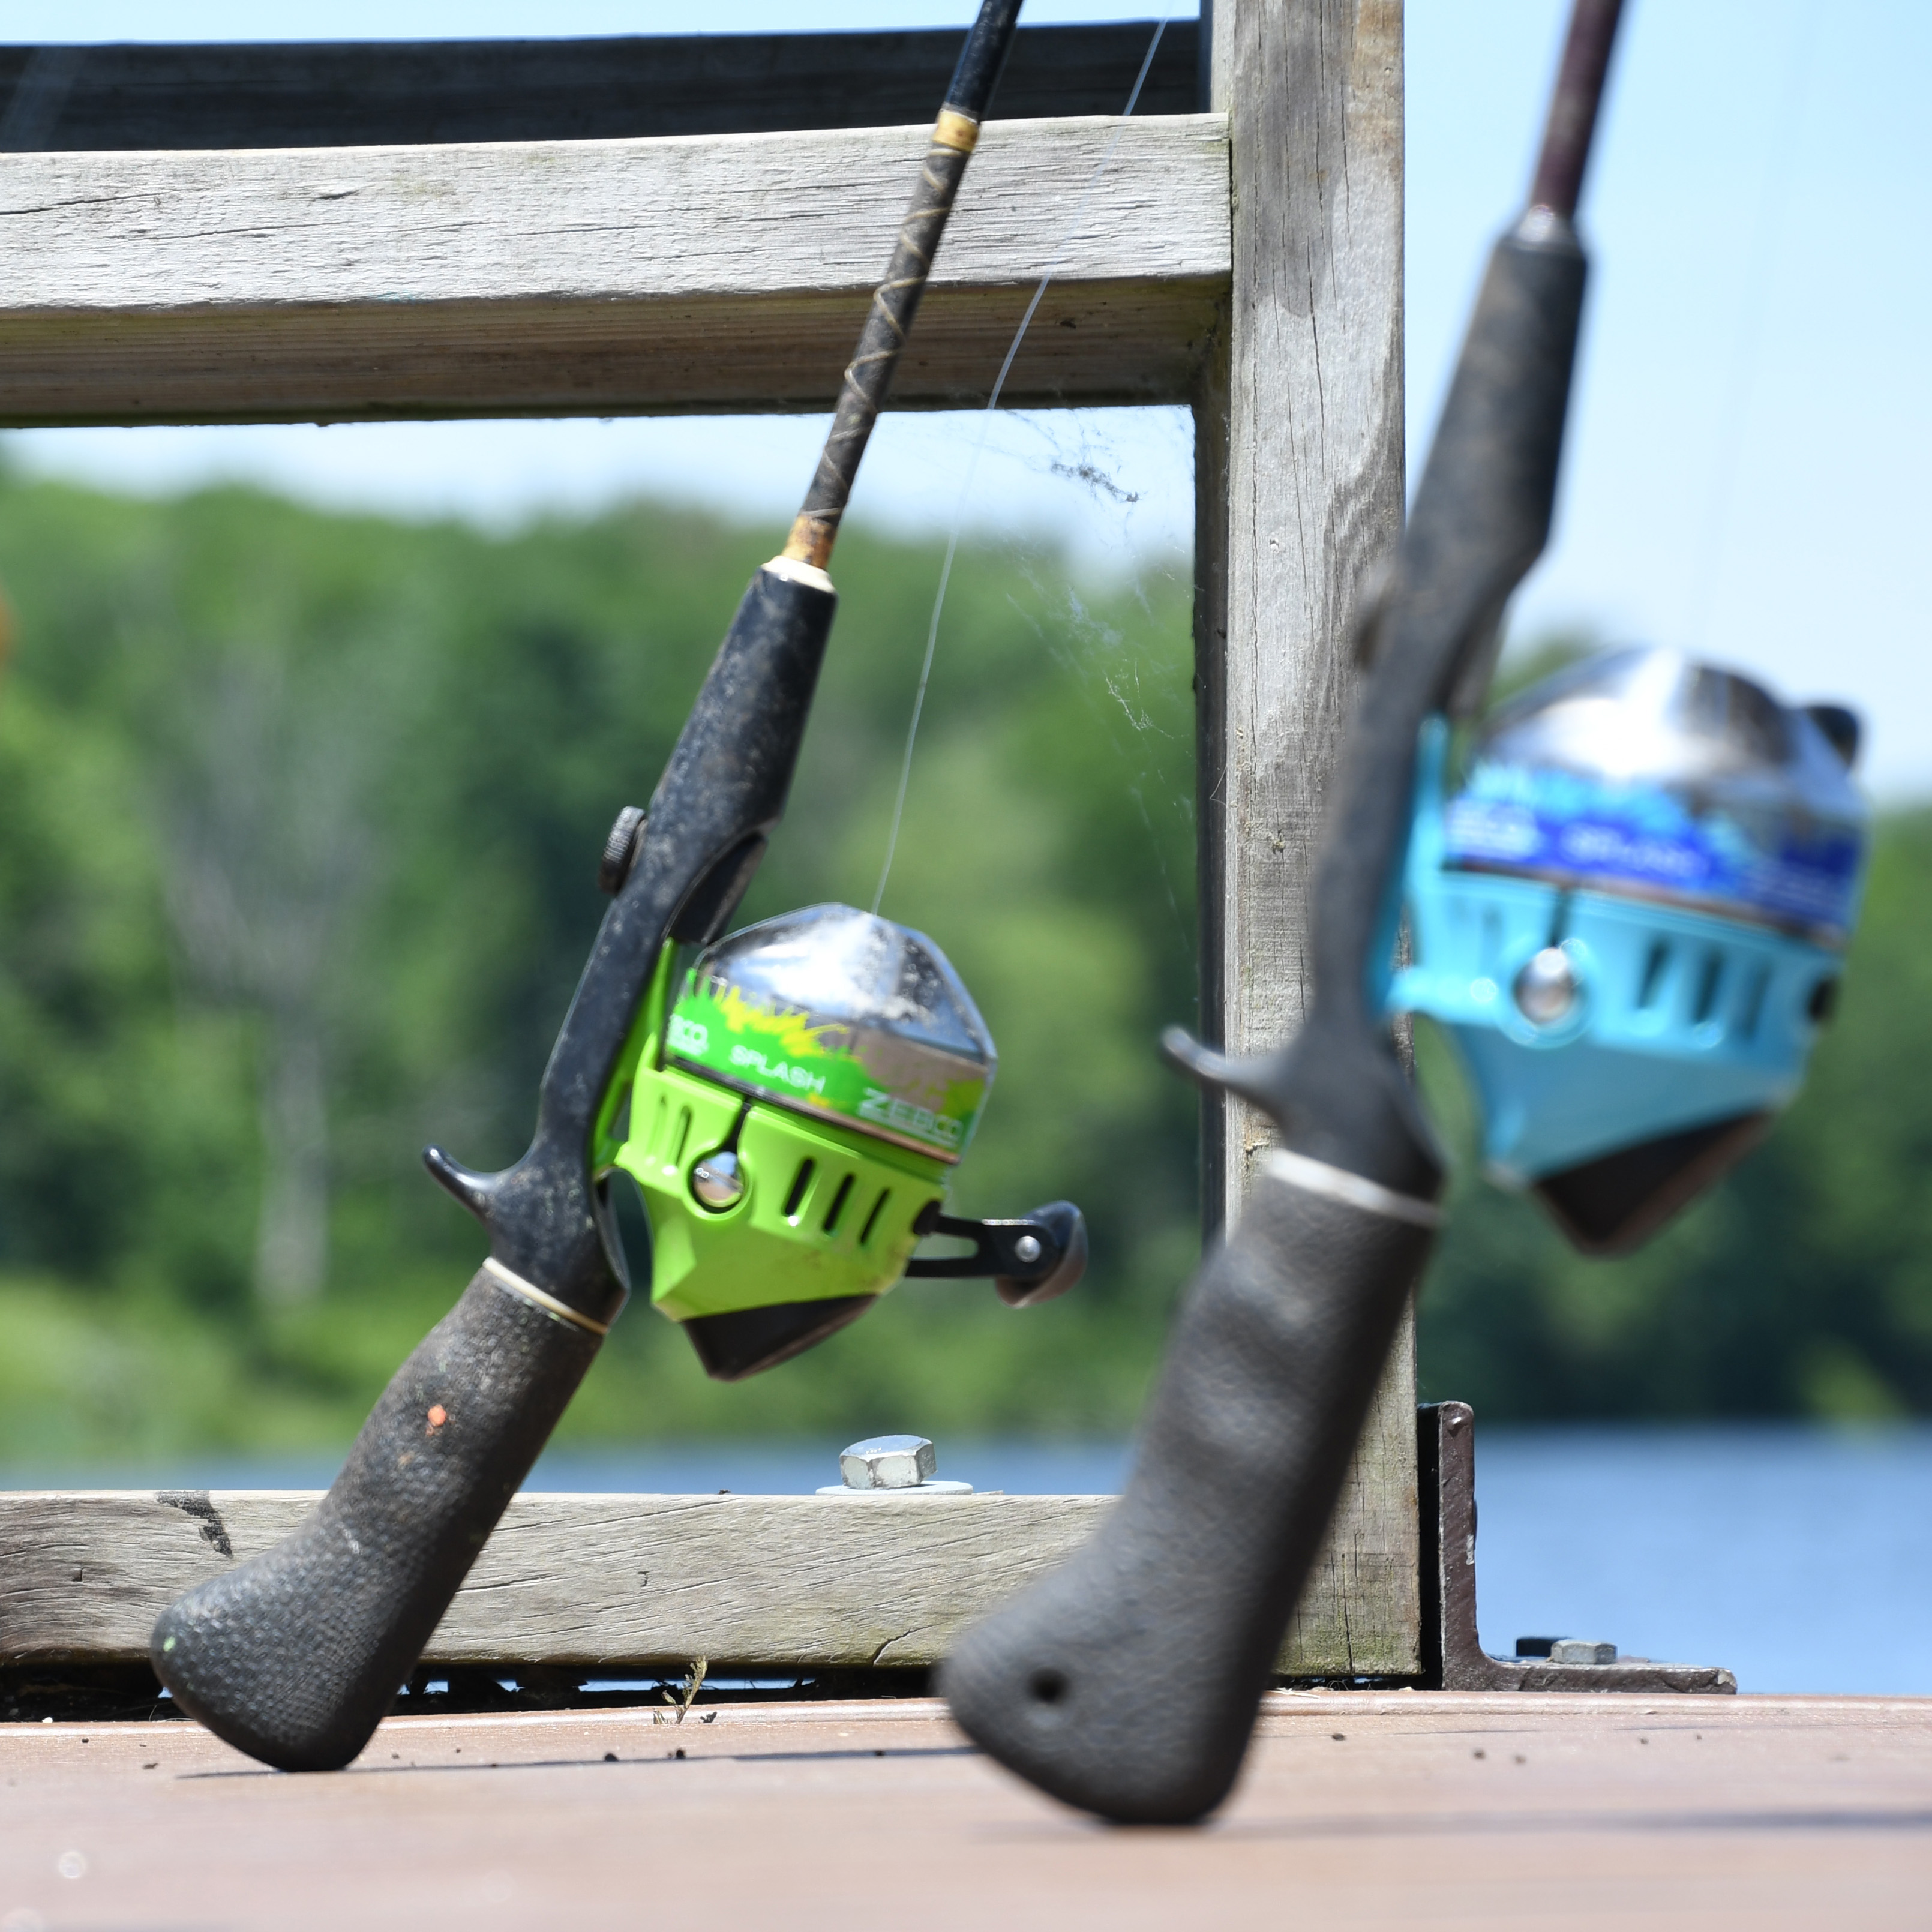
[{"xmin": 1028, "ymin": 1667, "xmax": 1069, "ymax": 1707}]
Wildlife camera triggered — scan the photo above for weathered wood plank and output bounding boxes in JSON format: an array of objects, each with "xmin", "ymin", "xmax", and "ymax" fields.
[
  {"xmin": 1192, "ymin": 0, "xmax": 1416, "ymax": 1670},
  {"xmin": 0, "ymin": 24, "xmax": 1201, "ymax": 151},
  {"xmin": 0, "ymin": 1487, "xmax": 1410, "ymax": 1677},
  {"xmin": 0, "ymin": 115, "xmax": 1229, "ymax": 425}
]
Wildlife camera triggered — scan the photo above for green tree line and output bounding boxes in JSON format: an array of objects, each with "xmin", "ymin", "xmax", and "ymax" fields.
[{"xmin": 0, "ymin": 469, "xmax": 1922, "ymax": 1463}]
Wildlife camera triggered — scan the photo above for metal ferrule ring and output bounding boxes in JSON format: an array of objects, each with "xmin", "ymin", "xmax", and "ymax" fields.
[
  {"xmin": 1262, "ymin": 1149, "xmax": 1444, "ymax": 1229},
  {"xmin": 482, "ymin": 1256, "xmax": 614, "ymax": 1336}
]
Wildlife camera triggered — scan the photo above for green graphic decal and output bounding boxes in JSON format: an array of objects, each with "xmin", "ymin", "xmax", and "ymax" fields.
[{"xmin": 665, "ymin": 974, "xmax": 989, "ymax": 1161}]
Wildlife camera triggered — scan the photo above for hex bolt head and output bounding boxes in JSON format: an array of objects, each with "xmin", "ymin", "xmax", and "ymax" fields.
[
  {"xmin": 839, "ymin": 1434, "xmax": 936, "ymax": 1490},
  {"xmin": 1514, "ymin": 946, "xmax": 1580, "ymax": 1025},
  {"xmin": 690, "ymin": 1150, "xmax": 745, "ymax": 1210},
  {"xmin": 1549, "ymin": 1639, "xmax": 1618, "ymax": 1665}
]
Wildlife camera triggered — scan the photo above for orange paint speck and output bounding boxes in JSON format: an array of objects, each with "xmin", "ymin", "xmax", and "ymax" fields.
[{"xmin": 427, "ymin": 1405, "xmax": 448, "ymax": 1430}]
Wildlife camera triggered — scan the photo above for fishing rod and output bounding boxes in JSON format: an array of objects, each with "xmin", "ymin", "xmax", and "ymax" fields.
[
  {"xmin": 946, "ymin": 0, "xmax": 1865, "ymax": 1823},
  {"xmin": 148, "ymin": 0, "xmax": 1087, "ymax": 1774}
]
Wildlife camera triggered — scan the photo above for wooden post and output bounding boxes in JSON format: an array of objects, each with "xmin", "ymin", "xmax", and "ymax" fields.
[{"xmin": 1194, "ymin": 0, "xmax": 1419, "ymax": 1675}]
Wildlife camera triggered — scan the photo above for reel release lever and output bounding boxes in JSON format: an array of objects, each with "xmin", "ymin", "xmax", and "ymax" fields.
[{"xmin": 906, "ymin": 1199, "xmax": 1088, "ymax": 1306}]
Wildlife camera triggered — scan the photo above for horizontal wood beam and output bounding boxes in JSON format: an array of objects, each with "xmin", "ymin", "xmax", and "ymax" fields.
[
  {"xmin": 0, "ymin": 115, "xmax": 1229, "ymax": 426},
  {"xmin": 0, "ymin": 1487, "xmax": 1419, "ymax": 1679},
  {"xmin": 0, "ymin": 23, "xmax": 1201, "ymax": 151}
]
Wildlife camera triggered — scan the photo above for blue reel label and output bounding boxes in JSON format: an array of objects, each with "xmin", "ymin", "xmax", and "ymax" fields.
[{"xmin": 1445, "ymin": 761, "xmax": 1863, "ymax": 938}]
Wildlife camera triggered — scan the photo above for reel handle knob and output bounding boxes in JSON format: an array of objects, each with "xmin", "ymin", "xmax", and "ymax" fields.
[
  {"xmin": 904, "ymin": 1200, "xmax": 1087, "ymax": 1303},
  {"xmin": 995, "ymin": 1201, "xmax": 1087, "ymax": 1306}
]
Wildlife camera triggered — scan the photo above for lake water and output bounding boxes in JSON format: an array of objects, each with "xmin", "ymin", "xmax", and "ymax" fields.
[{"xmin": 10, "ymin": 1425, "xmax": 1928, "ymax": 1697}]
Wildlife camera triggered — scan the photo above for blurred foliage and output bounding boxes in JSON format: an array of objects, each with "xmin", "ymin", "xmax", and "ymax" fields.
[{"xmin": 1, "ymin": 466, "xmax": 1930, "ymax": 1466}]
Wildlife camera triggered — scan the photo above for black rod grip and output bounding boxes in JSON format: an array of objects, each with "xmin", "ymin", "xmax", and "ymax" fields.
[
  {"xmin": 151, "ymin": 1271, "xmax": 602, "ymax": 1771},
  {"xmin": 941, "ymin": 1165, "xmax": 1436, "ymax": 1822}
]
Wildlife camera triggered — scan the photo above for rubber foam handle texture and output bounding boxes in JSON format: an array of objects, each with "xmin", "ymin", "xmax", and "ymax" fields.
[
  {"xmin": 940, "ymin": 1169, "xmax": 1436, "ymax": 1823},
  {"xmin": 151, "ymin": 1270, "xmax": 602, "ymax": 1771}
]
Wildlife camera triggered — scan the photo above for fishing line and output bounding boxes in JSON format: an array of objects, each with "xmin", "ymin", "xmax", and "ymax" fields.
[
  {"xmin": 871, "ymin": 14, "xmax": 1171, "ymax": 916},
  {"xmin": 1682, "ymin": 0, "xmax": 1818, "ymax": 652}
]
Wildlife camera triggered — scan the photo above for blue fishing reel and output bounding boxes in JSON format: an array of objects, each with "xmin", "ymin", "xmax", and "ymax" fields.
[{"xmin": 1390, "ymin": 646, "xmax": 1868, "ymax": 1252}]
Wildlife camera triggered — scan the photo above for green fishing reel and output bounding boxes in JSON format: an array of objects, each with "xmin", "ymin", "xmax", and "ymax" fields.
[{"xmin": 594, "ymin": 902, "xmax": 1086, "ymax": 1381}]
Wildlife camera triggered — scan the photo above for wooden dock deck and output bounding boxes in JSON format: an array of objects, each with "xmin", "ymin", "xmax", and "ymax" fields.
[{"xmin": 3, "ymin": 1691, "xmax": 1926, "ymax": 1928}]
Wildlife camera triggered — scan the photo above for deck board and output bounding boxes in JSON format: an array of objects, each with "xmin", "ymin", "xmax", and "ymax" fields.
[{"xmin": 2, "ymin": 1693, "xmax": 1925, "ymax": 1927}]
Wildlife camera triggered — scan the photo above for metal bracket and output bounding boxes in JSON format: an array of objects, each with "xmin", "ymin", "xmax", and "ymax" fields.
[{"xmin": 1417, "ymin": 1400, "xmax": 1736, "ymax": 1694}]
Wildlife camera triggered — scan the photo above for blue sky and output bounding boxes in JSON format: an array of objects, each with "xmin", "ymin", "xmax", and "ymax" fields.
[{"xmin": 8, "ymin": 0, "xmax": 1931, "ymax": 791}]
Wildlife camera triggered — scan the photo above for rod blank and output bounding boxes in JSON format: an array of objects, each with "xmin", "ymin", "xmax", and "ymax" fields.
[
  {"xmin": 783, "ymin": 0, "xmax": 1022, "ymax": 569},
  {"xmin": 1529, "ymin": 0, "xmax": 1625, "ymax": 220}
]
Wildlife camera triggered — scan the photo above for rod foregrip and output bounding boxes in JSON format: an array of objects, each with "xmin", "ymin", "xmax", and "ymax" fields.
[
  {"xmin": 940, "ymin": 1159, "xmax": 1438, "ymax": 1823},
  {"xmin": 151, "ymin": 1270, "xmax": 603, "ymax": 1771}
]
